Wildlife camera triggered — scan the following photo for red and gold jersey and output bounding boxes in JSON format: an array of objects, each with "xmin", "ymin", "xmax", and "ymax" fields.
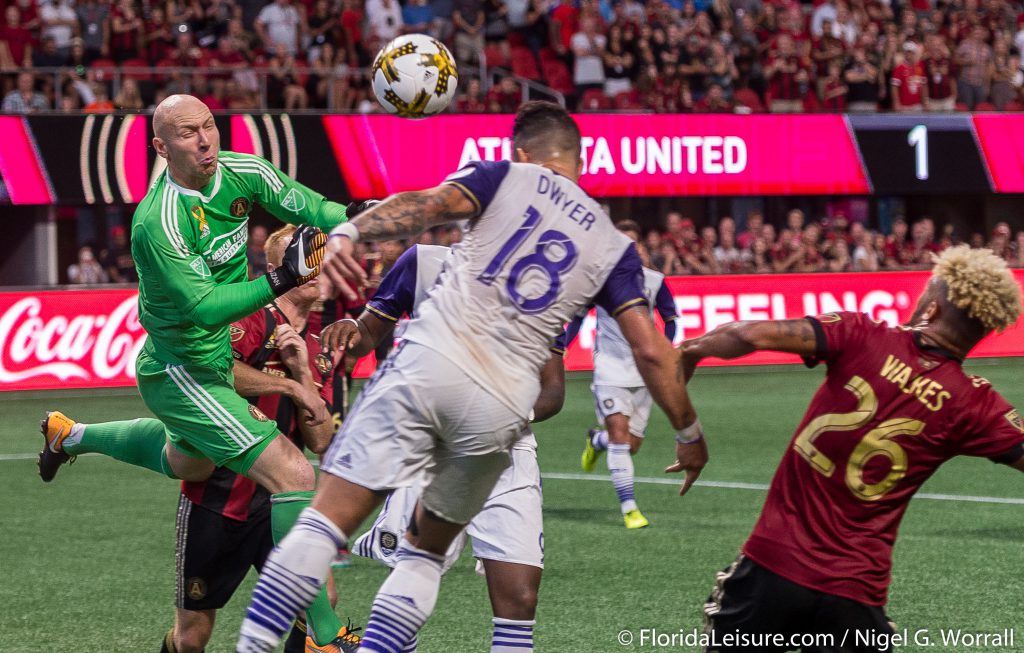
[{"xmin": 744, "ymin": 311, "xmax": 1024, "ymax": 606}]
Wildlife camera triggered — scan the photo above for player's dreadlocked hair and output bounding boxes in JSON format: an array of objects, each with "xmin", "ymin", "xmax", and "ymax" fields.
[
  {"xmin": 932, "ymin": 244, "xmax": 1022, "ymax": 333},
  {"xmin": 512, "ymin": 101, "xmax": 582, "ymax": 161}
]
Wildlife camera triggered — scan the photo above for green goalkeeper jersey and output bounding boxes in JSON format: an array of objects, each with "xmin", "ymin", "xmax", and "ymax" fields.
[{"xmin": 131, "ymin": 151, "xmax": 348, "ymax": 368}]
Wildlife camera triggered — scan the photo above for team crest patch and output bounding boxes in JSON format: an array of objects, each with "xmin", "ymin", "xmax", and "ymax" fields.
[
  {"xmin": 191, "ymin": 205, "xmax": 210, "ymax": 238},
  {"xmin": 380, "ymin": 531, "xmax": 398, "ymax": 556},
  {"xmin": 190, "ymin": 257, "xmax": 211, "ymax": 278},
  {"xmin": 315, "ymin": 352, "xmax": 333, "ymax": 376},
  {"xmin": 249, "ymin": 404, "xmax": 271, "ymax": 422},
  {"xmin": 230, "ymin": 197, "xmax": 250, "ymax": 217},
  {"xmin": 186, "ymin": 577, "xmax": 207, "ymax": 601},
  {"xmin": 817, "ymin": 313, "xmax": 842, "ymax": 323},
  {"xmin": 1004, "ymin": 409, "xmax": 1024, "ymax": 433},
  {"xmin": 282, "ymin": 188, "xmax": 306, "ymax": 213},
  {"xmin": 229, "ymin": 325, "xmax": 246, "ymax": 343}
]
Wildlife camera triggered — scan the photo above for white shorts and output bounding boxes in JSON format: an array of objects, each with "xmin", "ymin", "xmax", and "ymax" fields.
[
  {"xmin": 322, "ymin": 342, "xmax": 525, "ymax": 524},
  {"xmin": 592, "ymin": 384, "xmax": 652, "ymax": 438},
  {"xmin": 351, "ymin": 440, "xmax": 544, "ymax": 570}
]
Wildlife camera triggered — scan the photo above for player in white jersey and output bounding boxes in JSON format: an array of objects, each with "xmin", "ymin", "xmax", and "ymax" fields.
[
  {"xmin": 318, "ymin": 243, "xmax": 568, "ymax": 651},
  {"xmin": 237, "ymin": 102, "xmax": 708, "ymax": 653},
  {"xmin": 581, "ymin": 220, "xmax": 679, "ymax": 529}
]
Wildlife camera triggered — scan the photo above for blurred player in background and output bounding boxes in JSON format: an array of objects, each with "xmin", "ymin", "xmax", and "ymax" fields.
[
  {"xmin": 237, "ymin": 101, "xmax": 707, "ymax": 653},
  {"xmin": 163, "ymin": 225, "xmax": 360, "ymax": 653},
  {"xmin": 319, "ymin": 243, "xmax": 571, "ymax": 652},
  {"xmin": 682, "ymin": 246, "xmax": 1024, "ymax": 652},
  {"xmin": 581, "ymin": 219, "xmax": 678, "ymax": 529},
  {"xmin": 36, "ymin": 94, "xmax": 364, "ymax": 649}
]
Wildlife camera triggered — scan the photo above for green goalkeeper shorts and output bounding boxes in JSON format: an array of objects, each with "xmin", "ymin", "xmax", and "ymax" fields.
[{"xmin": 135, "ymin": 349, "xmax": 279, "ymax": 474}]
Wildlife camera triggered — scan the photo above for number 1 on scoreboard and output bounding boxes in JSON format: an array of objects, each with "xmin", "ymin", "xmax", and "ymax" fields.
[{"xmin": 908, "ymin": 125, "xmax": 928, "ymax": 181}]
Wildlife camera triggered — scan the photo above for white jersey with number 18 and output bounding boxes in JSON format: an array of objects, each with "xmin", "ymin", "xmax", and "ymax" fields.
[{"xmin": 400, "ymin": 161, "xmax": 647, "ymax": 417}]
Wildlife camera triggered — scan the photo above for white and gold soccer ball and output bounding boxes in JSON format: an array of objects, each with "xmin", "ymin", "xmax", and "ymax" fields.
[{"xmin": 371, "ymin": 34, "xmax": 459, "ymax": 119}]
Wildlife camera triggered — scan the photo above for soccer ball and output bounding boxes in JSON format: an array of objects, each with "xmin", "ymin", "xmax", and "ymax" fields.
[{"xmin": 371, "ymin": 34, "xmax": 458, "ymax": 119}]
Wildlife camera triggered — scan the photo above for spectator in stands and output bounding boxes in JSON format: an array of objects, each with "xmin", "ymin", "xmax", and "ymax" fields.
[
  {"xmin": 659, "ymin": 241, "xmax": 687, "ymax": 275},
  {"xmin": 1, "ymin": 6, "xmax": 35, "ymax": 69},
  {"xmin": 603, "ymin": 24, "xmax": 636, "ymax": 98},
  {"xmin": 451, "ymin": 0, "xmax": 484, "ymax": 67},
  {"xmin": 990, "ymin": 40, "xmax": 1018, "ymax": 110},
  {"xmin": 143, "ymin": 6, "xmax": 173, "ymax": 64},
  {"xmin": 714, "ymin": 229, "xmax": 749, "ymax": 273},
  {"xmin": 76, "ymin": 0, "xmax": 110, "ymax": 62},
  {"xmin": 483, "ymin": 0, "xmax": 510, "ymax": 60},
  {"xmin": 33, "ymin": 34, "xmax": 67, "ymax": 67},
  {"xmin": 550, "ymin": 0, "xmax": 579, "ymax": 60},
  {"xmin": 883, "ymin": 217, "xmax": 910, "ymax": 269},
  {"xmin": 455, "ymin": 76, "xmax": 487, "ymax": 112},
  {"xmin": 486, "ymin": 75, "xmax": 520, "ymax": 112},
  {"xmin": 1013, "ymin": 231, "xmax": 1024, "ymax": 268},
  {"xmin": 826, "ymin": 238, "xmax": 851, "ymax": 272},
  {"xmin": 39, "ymin": 0, "xmax": 77, "ymax": 60},
  {"xmin": 84, "ymin": 81, "xmax": 115, "ymax": 112},
  {"xmin": 68, "ymin": 245, "xmax": 109, "ymax": 284},
  {"xmin": 101, "ymin": 226, "xmax": 137, "ymax": 282},
  {"xmin": 695, "ymin": 226, "xmax": 723, "ymax": 274},
  {"xmin": 737, "ymin": 211, "xmax": 763, "ymax": 250},
  {"xmin": 2, "ymin": 71, "xmax": 49, "ymax": 112},
  {"xmin": 109, "ymin": 0, "xmax": 144, "ymax": 62},
  {"xmin": 923, "ymin": 34, "xmax": 956, "ymax": 111},
  {"xmin": 255, "ymin": 0, "xmax": 302, "ymax": 57},
  {"xmin": 571, "ymin": 16, "xmax": 607, "ymax": 101},
  {"xmin": 956, "ymin": 25, "xmax": 992, "ymax": 110},
  {"xmin": 695, "ymin": 82, "xmax": 732, "ymax": 112},
  {"xmin": 402, "ymin": 0, "xmax": 434, "ymax": 36},
  {"xmin": 749, "ymin": 238, "xmax": 773, "ymax": 273},
  {"xmin": 891, "ymin": 41, "xmax": 926, "ymax": 112},
  {"xmin": 820, "ymin": 60, "xmax": 847, "ymax": 111},
  {"xmin": 267, "ymin": 43, "xmax": 308, "ymax": 109},
  {"xmin": 707, "ymin": 41, "xmax": 738, "ymax": 99},
  {"xmin": 989, "ymin": 222, "xmax": 1013, "ymax": 261},
  {"xmin": 114, "ymin": 77, "xmax": 144, "ymax": 111},
  {"xmin": 765, "ymin": 34, "xmax": 809, "ymax": 113},
  {"xmin": 307, "ymin": 0, "xmax": 338, "ymax": 65}
]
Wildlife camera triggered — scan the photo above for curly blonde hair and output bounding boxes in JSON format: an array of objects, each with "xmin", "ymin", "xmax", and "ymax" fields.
[{"xmin": 932, "ymin": 245, "xmax": 1022, "ymax": 333}]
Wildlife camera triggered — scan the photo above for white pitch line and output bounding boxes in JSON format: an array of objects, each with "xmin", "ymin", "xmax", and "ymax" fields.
[{"xmin": 4, "ymin": 455, "xmax": 1023, "ymax": 506}]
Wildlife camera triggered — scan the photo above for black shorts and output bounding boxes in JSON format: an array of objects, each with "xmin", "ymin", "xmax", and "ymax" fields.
[
  {"xmin": 175, "ymin": 495, "xmax": 274, "ymax": 611},
  {"xmin": 704, "ymin": 556, "xmax": 894, "ymax": 653}
]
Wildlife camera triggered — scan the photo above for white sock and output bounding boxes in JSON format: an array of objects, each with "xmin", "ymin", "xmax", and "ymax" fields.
[
  {"xmin": 237, "ymin": 508, "xmax": 345, "ymax": 652},
  {"xmin": 491, "ymin": 618, "xmax": 535, "ymax": 652},
  {"xmin": 590, "ymin": 429, "xmax": 609, "ymax": 452},
  {"xmin": 62, "ymin": 422, "xmax": 87, "ymax": 448},
  {"xmin": 607, "ymin": 443, "xmax": 638, "ymax": 514},
  {"xmin": 357, "ymin": 541, "xmax": 444, "ymax": 653}
]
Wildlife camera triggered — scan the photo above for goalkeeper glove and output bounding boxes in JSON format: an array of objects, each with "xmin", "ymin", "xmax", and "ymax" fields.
[
  {"xmin": 345, "ymin": 199, "xmax": 380, "ymax": 218},
  {"xmin": 266, "ymin": 225, "xmax": 328, "ymax": 296}
]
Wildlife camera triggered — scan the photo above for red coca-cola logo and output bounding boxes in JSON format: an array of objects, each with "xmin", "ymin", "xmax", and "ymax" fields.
[{"xmin": 0, "ymin": 291, "xmax": 147, "ymax": 389}]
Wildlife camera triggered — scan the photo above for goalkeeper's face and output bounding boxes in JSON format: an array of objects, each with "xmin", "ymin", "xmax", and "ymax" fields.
[{"xmin": 152, "ymin": 95, "xmax": 220, "ymax": 190}]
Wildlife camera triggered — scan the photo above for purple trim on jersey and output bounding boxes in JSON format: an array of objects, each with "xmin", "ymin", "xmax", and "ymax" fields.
[
  {"xmin": 367, "ymin": 245, "xmax": 419, "ymax": 321},
  {"xmin": 443, "ymin": 160, "xmax": 511, "ymax": 214},
  {"xmin": 593, "ymin": 244, "xmax": 647, "ymax": 317},
  {"xmin": 654, "ymin": 281, "xmax": 678, "ymax": 341}
]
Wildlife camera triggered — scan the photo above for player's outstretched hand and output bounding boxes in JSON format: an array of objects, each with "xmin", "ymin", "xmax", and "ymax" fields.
[
  {"xmin": 267, "ymin": 225, "xmax": 328, "ymax": 296},
  {"xmin": 665, "ymin": 438, "xmax": 708, "ymax": 497},
  {"xmin": 320, "ymin": 234, "xmax": 368, "ymax": 300},
  {"xmin": 320, "ymin": 318, "xmax": 363, "ymax": 354}
]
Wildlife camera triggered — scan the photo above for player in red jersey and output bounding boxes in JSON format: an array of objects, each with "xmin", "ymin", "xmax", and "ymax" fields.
[
  {"xmin": 162, "ymin": 225, "xmax": 360, "ymax": 653},
  {"xmin": 679, "ymin": 245, "xmax": 1024, "ymax": 652}
]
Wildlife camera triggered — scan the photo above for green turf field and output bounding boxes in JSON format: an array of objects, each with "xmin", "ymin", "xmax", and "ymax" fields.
[{"xmin": 3, "ymin": 362, "xmax": 1023, "ymax": 652}]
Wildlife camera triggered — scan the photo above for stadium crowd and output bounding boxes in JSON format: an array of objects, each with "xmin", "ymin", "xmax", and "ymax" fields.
[{"xmin": 3, "ymin": 0, "xmax": 1024, "ymax": 112}]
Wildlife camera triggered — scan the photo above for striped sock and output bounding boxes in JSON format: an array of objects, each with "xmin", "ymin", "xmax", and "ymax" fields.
[
  {"xmin": 607, "ymin": 443, "xmax": 637, "ymax": 514},
  {"xmin": 590, "ymin": 429, "xmax": 609, "ymax": 452},
  {"xmin": 237, "ymin": 508, "xmax": 346, "ymax": 653},
  {"xmin": 400, "ymin": 636, "xmax": 418, "ymax": 652},
  {"xmin": 491, "ymin": 618, "xmax": 535, "ymax": 652},
  {"xmin": 358, "ymin": 541, "xmax": 444, "ymax": 653}
]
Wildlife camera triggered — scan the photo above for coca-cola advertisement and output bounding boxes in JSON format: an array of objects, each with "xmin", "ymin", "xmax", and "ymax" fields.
[{"xmin": 4, "ymin": 272, "xmax": 1024, "ymax": 391}]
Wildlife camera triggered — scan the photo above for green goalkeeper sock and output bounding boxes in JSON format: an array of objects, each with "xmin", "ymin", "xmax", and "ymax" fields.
[
  {"xmin": 271, "ymin": 491, "xmax": 344, "ymax": 646},
  {"xmin": 64, "ymin": 418, "xmax": 177, "ymax": 479}
]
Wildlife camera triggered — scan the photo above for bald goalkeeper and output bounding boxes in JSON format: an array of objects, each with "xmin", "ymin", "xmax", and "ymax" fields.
[{"xmin": 36, "ymin": 94, "xmax": 361, "ymax": 649}]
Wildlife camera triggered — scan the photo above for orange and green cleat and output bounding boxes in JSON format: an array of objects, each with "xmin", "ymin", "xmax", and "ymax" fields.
[
  {"xmin": 306, "ymin": 621, "xmax": 363, "ymax": 653},
  {"xmin": 38, "ymin": 411, "xmax": 77, "ymax": 482}
]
